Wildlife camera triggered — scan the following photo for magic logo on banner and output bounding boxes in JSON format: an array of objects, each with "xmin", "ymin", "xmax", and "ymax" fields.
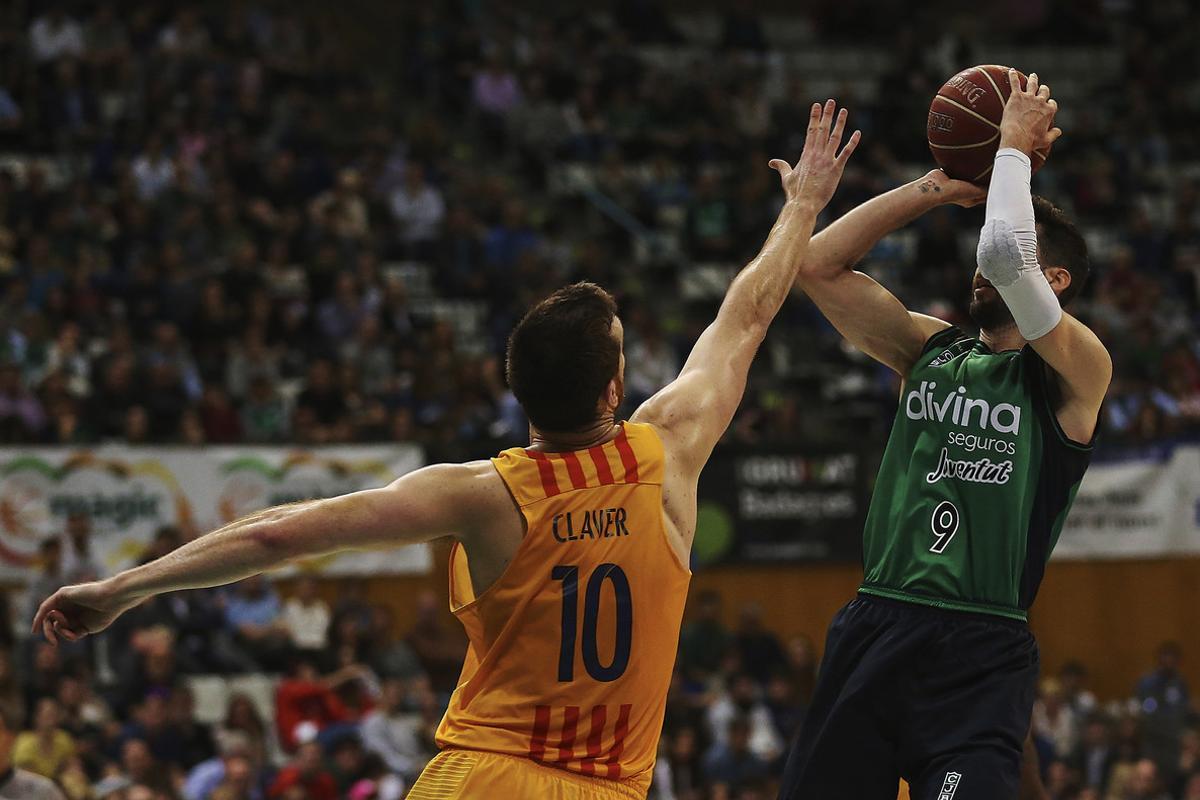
[{"xmin": 0, "ymin": 446, "xmax": 430, "ymax": 579}]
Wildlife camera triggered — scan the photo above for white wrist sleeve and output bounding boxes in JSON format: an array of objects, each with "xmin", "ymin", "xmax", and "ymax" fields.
[{"xmin": 975, "ymin": 148, "xmax": 1062, "ymax": 340}]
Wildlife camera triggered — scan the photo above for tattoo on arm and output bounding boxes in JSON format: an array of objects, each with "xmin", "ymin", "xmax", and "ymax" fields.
[{"xmin": 917, "ymin": 179, "xmax": 943, "ymax": 195}]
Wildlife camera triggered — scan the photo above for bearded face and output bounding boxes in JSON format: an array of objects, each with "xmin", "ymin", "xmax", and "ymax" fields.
[{"xmin": 968, "ymin": 273, "xmax": 1016, "ymax": 332}]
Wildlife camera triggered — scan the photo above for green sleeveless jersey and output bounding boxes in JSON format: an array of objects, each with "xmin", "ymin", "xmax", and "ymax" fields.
[{"xmin": 859, "ymin": 327, "xmax": 1093, "ymax": 621}]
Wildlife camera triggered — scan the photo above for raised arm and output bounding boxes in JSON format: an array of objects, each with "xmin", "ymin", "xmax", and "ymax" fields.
[
  {"xmin": 978, "ymin": 70, "xmax": 1111, "ymax": 443},
  {"xmin": 33, "ymin": 462, "xmax": 505, "ymax": 644},
  {"xmin": 633, "ymin": 99, "xmax": 858, "ymax": 478},
  {"xmin": 795, "ymin": 171, "xmax": 985, "ymax": 374}
]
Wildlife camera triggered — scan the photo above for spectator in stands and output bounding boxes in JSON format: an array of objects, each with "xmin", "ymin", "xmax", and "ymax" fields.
[
  {"xmin": 119, "ymin": 737, "xmax": 175, "ymax": 797},
  {"xmin": 703, "ymin": 717, "xmax": 769, "ymax": 796},
  {"xmin": 404, "ymin": 592, "xmax": 466, "ymax": 699},
  {"xmin": 1138, "ymin": 642, "xmax": 1192, "ymax": 774},
  {"xmin": 359, "ymin": 677, "xmax": 434, "ymax": 784},
  {"xmin": 13, "ymin": 697, "xmax": 74, "ymax": 781},
  {"xmin": 268, "ymin": 741, "xmax": 336, "ymax": 800},
  {"xmin": 678, "ymin": 590, "xmax": 732, "ymax": 678},
  {"xmin": 0, "ymin": 701, "xmax": 66, "ymax": 799},
  {"xmin": 216, "ymin": 695, "xmax": 270, "ymax": 771},
  {"xmin": 224, "ymin": 576, "xmax": 291, "ymax": 672},
  {"xmin": 662, "ymin": 725, "xmax": 705, "ymax": 800},
  {"xmin": 706, "ymin": 673, "xmax": 783, "ymax": 766},
  {"xmin": 362, "ymin": 606, "xmax": 423, "ymax": 680},
  {"xmin": 625, "ymin": 314, "xmax": 679, "ymax": 407},
  {"xmin": 389, "ymin": 164, "xmax": 444, "ymax": 261},
  {"xmin": 282, "ymin": 576, "xmax": 331, "ymax": 656},
  {"xmin": 327, "ymin": 734, "xmax": 368, "ymax": 795},
  {"xmin": 274, "ymin": 657, "xmax": 369, "ymax": 753},
  {"xmin": 26, "ymin": 538, "xmax": 64, "ymax": 624},
  {"xmin": 293, "ymin": 359, "xmax": 350, "ymax": 444},
  {"xmin": 1034, "ymin": 677, "xmax": 1081, "ymax": 759},
  {"xmin": 0, "ymin": 361, "xmax": 45, "ymax": 442},
  {"xmin": 1061, "ymin": 660, "xmax": 1100, "ymax": 717},
  {"xmin": 1120, "ymin": 758, "xmax": 1173, "ymax": 800},
  {"xmin": 60, "ymin": 511, "xmax": 100, "ymax": 582},
  {"xmin": 239, "ymin": 376, "xmax": 289, "ymax": 444},
  {"xmin": 171, "ymin": 687, "xmax": 216, "ymax": 770},
  {"xmin": 28, "ymin": 6, "xmax": 85, "ymax": 64},
  {"xmin": 1076, "ymin": 714, "xmax": 1118, "ymax": 794},
  {"xmin": 733, "ymin": 603, "xmax": 785, "ymax": 685},
  {"xmin": 183, "ymin": 732, "xmax": 260, "ymax": 800},
  {"xmin": 0, "ymin": 650, "xmax": 23, "ymax": 726}
]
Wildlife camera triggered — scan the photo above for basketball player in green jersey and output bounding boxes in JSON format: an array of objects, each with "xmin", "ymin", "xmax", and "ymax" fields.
[{"xmin": 778, "ymin": 72, "xmax": 1111, "ymax": 800}]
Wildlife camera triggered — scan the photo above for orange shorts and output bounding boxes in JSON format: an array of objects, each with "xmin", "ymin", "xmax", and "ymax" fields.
[{"xmin": 407, "ymin": 749, "xmax": 646, "ymax": 800}]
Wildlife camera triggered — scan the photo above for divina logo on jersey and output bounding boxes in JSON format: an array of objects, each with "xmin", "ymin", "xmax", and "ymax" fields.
[{"xmin": 904, "ymin": 381, "xmax": 1022, "ymax": 435}]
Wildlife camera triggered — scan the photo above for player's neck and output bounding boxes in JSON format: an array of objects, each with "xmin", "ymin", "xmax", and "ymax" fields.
[
  {"xmin": 980, "ymin": 324, "xmax": 1026, "ymax": 353},
  {"xmin": 528, "ymin": 418, "xmax": 621, "ymax": 452}
]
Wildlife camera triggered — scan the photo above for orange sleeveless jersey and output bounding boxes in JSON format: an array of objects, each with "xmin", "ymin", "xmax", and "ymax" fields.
[{"xmin": 435, "ymin": 422, "xmax": 691, "ymax": 794}]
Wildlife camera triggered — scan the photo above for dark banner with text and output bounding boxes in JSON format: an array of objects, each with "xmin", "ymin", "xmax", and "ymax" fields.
[{"xmin": 694, "ymin": 447, "xmax": 875, "ymax": 565}]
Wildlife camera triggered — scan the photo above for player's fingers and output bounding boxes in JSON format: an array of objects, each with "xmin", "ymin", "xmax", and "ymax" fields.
[
  {"xmin": 828, "ymin": 107, "xmax": 848, "ymax": 152},
  {"xmin": 1008, "ymin": 68, "xmax": 1022, "ymax": 95},
  {"xmin": 1047, "ymin": 98, "xmax": 1058, "ymax": 115},
  {"xmin": 767, "ymin": 159, "xmax": 790, "ymax": 175},
  {"xmin": 803, "ymin": 102, "xmax": 821, "ymax": 147},
  {"xmin": 835, "ymin": 129, "xmax": 861, "ymax": 166},
  {"xmin": 1038, "ymin": 83, "xmax": 1051, "ymax": 99},
  {"xmin": 1047, "ymin": 126, "xmax": 1064, "ymax": 144},
  {"xmin": 58, "ymin": 624, "xmax": 81, "ymax": 642},
  {"xmin": 817, "ymin": 99, "xmax": 835, "ymax": 140},
  {"xmin": 42, "ymin": 614, "xmax": 58, "ymax": 646},
  {"xmin": 1027, "ymin": 72, "xmax": 1039, "ymax": 96}
]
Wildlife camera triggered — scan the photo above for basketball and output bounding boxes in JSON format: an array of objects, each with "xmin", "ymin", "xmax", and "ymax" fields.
[{"xmin": 927, "ymin": 65, "xmax": 1051, "ymax": 184}]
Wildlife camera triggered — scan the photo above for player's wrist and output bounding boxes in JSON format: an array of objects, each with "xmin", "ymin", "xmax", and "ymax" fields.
[{"xmin": 998, "ymin": 126, "xmax": 1036, "ymax": 156}]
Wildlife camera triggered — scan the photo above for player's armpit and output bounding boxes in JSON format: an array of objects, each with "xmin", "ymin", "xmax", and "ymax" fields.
[
  {"xmin": 801, "ymin": 268, "xmax": 949, "ymax": 375},
  {"xmin": 1027, "ymin": 312, "xmax": 1112, "ymax": 444}
]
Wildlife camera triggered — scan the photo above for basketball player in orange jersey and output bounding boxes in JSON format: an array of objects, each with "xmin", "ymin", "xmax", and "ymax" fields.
[{"xmin": 33, "ymin": 100, "xmax": 860, "ymax": 799}]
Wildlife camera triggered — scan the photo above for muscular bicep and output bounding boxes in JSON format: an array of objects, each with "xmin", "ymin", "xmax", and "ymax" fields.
[
  {"xmin": 802, "ymin": 270, "xmax": 948, "ymax": 374},
  {"xmin": 1028, "ymin": 313, "xmax": 1112, "ymax": 443},
  {"xmin": 318, "ymin": 463, "xmax": 502, "ymax": 551}
]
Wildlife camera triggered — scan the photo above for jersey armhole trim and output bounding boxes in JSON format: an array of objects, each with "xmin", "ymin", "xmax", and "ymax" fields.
[
  {"xmin": 1034, "ymin": 357, "xmax": 1096, "ymax": 452},
  {"xmin": 919, "ymin": 325, "xmax": 965, "ymax": 359},
  {"xmin": 637, "ymin": 424, "xmax": 692, "ymax": 577}
]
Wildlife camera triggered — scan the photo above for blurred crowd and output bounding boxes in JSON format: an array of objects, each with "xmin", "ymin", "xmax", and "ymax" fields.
[
  {"xmin": 0, "ymin": 1, "xmax": 1194, "ymax": 455},
  {"xmin": 5, "ymin": 552, "xmax": 1199, "ymax": 800}
]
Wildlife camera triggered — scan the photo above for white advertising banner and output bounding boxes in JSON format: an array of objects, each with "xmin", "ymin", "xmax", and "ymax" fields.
[
  {"xmin": 1054, "ymin": 444, "xmax": 1200, "ymax": 560},
  {"xmin": 0, "ymin": 446, "xmax": 431, "ymax": 579}
]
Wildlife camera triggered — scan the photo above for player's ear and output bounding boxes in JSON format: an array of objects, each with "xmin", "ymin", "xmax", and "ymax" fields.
[
  {"xmin": 604, "ymin": 378, "xmax": 620, "ymax": 410},
  {"xmin": 1044, "ymin": 266, "xmax": 1071, "ymax": 297}
]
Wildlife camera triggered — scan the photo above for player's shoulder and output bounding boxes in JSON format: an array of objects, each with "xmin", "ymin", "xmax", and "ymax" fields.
[{"xmin": 413, "ymin": 460, "xmax": 514, "ymax": 515}]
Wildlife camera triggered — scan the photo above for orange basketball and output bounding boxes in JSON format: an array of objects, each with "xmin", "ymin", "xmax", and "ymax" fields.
[{"xmin": 927, "ymin": 65, "xmax": 1051, "ymax": 185}]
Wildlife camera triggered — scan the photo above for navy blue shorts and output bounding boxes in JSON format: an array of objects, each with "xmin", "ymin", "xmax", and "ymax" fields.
[{"xmin": 778, "ymin": 595, "xmax": 1038, "ymax": 800}]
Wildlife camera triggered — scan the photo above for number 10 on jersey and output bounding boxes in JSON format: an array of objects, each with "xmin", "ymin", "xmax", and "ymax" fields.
[{"xmin": 552, "ymin": 563, "xmax": 633, "ymax": 682}]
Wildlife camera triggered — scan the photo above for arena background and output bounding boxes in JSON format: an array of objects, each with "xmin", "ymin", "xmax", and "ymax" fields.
[{"xmin": 0, "ymin": 1, "xmax": 1198, "ymax": 799}]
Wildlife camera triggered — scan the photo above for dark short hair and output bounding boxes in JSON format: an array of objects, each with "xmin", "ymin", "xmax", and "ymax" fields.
[
  {"xmin": 506, "ymin": 282, "xmax": 620, "ymax": 432},
  {"xmin": 1033, "ymin": 196, "xmax": 1089, "ymax": 305}
]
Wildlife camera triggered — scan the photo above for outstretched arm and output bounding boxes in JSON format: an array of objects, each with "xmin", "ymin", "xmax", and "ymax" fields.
[
  {"xmin": 33, "ymin": 462, "xmax": 501, "ymax": 644},
  {"xmin": 795, "ymin": 171, "xmax": 985, "ymax": 375},
  {"xmin": 979, "ymin": 70, "xmax": 1111, "ymax": 443},
  {"xmin": 634, "ymin": 99, "xmax": 859, "ymax": 478}
]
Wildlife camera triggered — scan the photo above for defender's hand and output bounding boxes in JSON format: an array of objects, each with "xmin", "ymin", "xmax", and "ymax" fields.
[
  {"xmin": 32, "ymin": 580, "xmax": 136, "ymax": 645},
  {"xmin": 770, "ymin": 99, "xmax": 860, "ymax": 212},
  {"xmin": 999, "ymin": 70, "xmax": 1063, "ymax": 157},
  {"xmin": 917, "ymin": 169, "xmax": 987, "ymax": 208}
]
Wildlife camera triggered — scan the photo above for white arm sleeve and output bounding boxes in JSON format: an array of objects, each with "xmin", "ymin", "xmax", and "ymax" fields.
[{"xmin": 975, "ymin": 148, "xmax": 1063, "ymax": 340}]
